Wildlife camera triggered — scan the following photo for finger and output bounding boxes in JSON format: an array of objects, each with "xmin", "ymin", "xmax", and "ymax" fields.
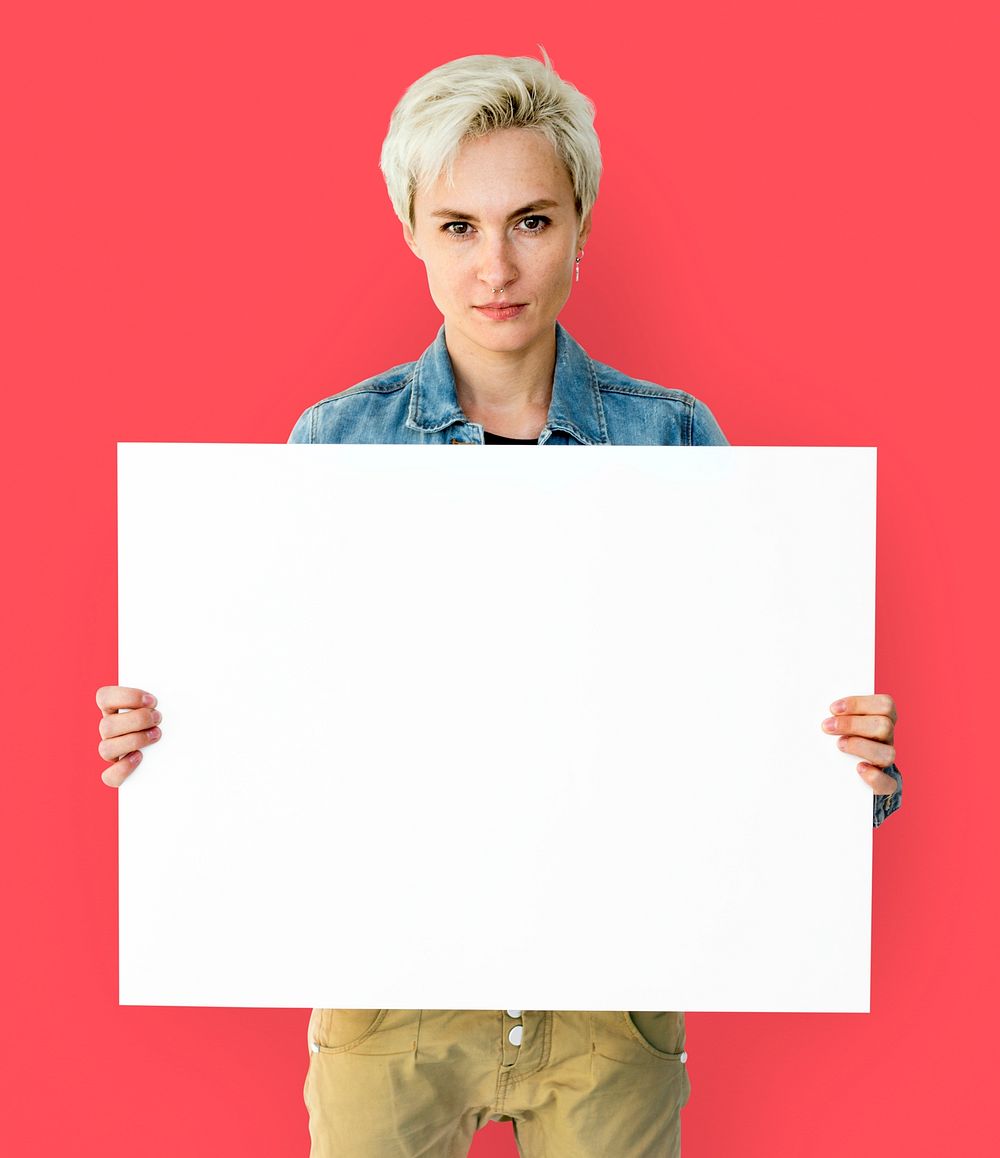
[
  {"xmin": 830, "ymin": 694, "xmax": 897, "ymax": 723},
  {"xmin": 98, "ymin": 726, "xmax": 161, "ymax": 763},
  {"xmin": 99, "ymin": 707, "xmax": 162, "ymax": 741},
  {"xmin": 821, "ymin": 713, "xmax": 893, "ymax": 742},
  {"xmin": 857, "ymin": 762, "xmax": 899, "ymax": 795},
  {"xmin": 102, "ymin": 750, "xmax": 143, "ymax": 788},
  {"xmin": 96, "ymin": 686, "xmax": 157, "ymax": 716},
  {"xmin": 834, "ymin": 735, "xmax": 896, "ymax": 768}
]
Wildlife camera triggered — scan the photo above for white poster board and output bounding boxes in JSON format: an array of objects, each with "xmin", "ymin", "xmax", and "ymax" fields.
[{"xmin": 118, "ymin": 444, "xmax": 876, "ymax": 1012}]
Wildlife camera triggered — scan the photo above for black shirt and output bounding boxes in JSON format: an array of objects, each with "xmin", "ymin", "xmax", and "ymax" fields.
[{"xmin": 483, "ymin": 430, "xmax": 536, "ymax": 445}]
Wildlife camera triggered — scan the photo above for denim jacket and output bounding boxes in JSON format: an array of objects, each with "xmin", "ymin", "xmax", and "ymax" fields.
[{"xmin": 288, "ymin": 322, "xmax": 903, "ymax": 827}]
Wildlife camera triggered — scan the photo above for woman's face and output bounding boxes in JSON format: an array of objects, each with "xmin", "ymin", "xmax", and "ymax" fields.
[{"xmin": 403, "ymin": 128, "xmax": 591, "ymax": 362}]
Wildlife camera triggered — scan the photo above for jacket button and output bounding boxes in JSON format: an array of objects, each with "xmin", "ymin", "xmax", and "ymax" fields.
[{"xmin": 508, "ymin": 1025, "xmax": 523, "ymax": 1046}]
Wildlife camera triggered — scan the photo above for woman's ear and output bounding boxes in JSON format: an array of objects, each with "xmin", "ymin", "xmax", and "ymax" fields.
[
  {"xmin": 402, "ymin": 220, "xmax": 421, "ymax": 259},
  {"xmin": 577, "ymin": 211, "xmax": 593, "ymax": 251}
]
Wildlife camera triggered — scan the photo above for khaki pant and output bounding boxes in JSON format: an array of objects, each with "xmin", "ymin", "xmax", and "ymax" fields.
[{"xmin": 304, "ymin": 1009, "xmax": 690, "ymax": 1157}]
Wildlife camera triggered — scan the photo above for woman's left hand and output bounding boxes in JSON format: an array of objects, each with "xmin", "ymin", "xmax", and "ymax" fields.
[{"xmin": 822, "ymin": 694, "xmax": 899, "ymax": 794}]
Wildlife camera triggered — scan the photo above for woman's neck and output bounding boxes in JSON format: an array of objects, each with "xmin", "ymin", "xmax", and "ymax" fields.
[{"xmin": 446, "ymin": 325, "xmax": 555, "ymax": 439}]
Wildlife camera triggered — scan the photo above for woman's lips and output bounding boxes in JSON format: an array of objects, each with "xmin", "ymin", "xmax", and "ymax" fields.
[{"xmin": 473, "ymin": 303, "xmax": 527, "ymax": 321}]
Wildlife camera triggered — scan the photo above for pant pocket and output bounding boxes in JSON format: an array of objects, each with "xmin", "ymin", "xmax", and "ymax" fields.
[
  {"xmin": 310, "ymin": 1009, "xmax": 384, "ymax": 1053},
  {"xmin": 310, "ymin": 1009, "xmax": 420, "ymax": 1056},
  {"xmin": 592, "ymin": 1011, "xmax": 687, "ymax": 1063},
  {"xmin": 626, "ymin": 1011, "xmax": 686, "ymax": 1057}
]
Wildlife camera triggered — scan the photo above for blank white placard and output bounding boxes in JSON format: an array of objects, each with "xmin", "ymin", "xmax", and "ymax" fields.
[{"xmin": 118, "ymin": 444, "xmax": 876, "ymax": 1012}]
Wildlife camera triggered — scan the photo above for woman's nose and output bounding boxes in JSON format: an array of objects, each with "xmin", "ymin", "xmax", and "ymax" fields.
[{"xmin": 477, "ymin": 236, "xmax": 518, "ymax": 290}]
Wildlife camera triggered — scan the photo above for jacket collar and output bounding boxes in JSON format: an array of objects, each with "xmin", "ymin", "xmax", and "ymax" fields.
[{"xmin": 406, "ymin": 322, "xmax": 608, "ymax": 444}]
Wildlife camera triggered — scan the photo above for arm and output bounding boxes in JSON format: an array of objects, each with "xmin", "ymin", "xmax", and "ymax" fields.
[
  {"xmin": 287, "ymin": 407, "xmax": 313, "ymax": 444},
  {"xmin": 691, "ymin": 397, "xmax": 730, "ymax": 446}
]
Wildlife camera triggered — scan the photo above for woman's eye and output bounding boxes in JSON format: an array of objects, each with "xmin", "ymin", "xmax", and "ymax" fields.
[{"xmin": 441, "ymin": 217, "xmax": 550, "ymax": 237}]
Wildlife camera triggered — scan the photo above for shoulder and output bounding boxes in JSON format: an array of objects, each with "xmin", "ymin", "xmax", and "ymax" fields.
[
  {"xmin": 286, "ymin": 360, "xmax": 416, "ymax": 444},
  {"xmin": 590, "ymin": 354, "xmax": 697, "ymax": 404},
  {"xmin": 587, "ymin": 355, "xmax": 730, "ymax": 447}
]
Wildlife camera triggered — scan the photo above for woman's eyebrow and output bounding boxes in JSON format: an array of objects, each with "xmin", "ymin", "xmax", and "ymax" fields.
[{"xmin": 429, "ymin": 199, "xmax": 560, "ymax": 222}]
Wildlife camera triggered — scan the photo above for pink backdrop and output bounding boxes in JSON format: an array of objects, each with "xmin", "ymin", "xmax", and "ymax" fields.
[{"xmin": 3, "ymin": 2, "xmax": 997, "ymax": 1154}]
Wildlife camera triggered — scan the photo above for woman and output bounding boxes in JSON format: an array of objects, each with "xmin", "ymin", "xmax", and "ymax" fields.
[{"xmin": 96, "ymin": 52, "xmax": 903, "ymax": 1158}]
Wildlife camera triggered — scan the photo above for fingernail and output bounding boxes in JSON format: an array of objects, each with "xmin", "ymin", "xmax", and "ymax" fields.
[
  {"xmin": 831, "ymin": 700, "xmax": 847, "ymax": 713},
  {"xmin": 822, "ymin": 717, "xmax": 836, "ymax": 731},
  {"xmin": 837, "ymin": 737, "xmax": 848, "ymax": 749},
  {"xmin": 151, "ymin": 710, "xmax": 162, "ymax": 724},
  {"xmin": 133, "ymin": 750, "xmax": 142, "ymax": 762},
  {"xmin": 147, "ymin": 727, "xmax": 161, "ymax": 740},
  {"xmin": 142, "ymin": 693, "xmax": 156, "ymax": 706}
]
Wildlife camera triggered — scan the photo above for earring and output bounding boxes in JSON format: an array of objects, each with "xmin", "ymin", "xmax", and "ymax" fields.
[{"xmin": 575, "ymin": 252, "xmax": 583, "ymax": 282}]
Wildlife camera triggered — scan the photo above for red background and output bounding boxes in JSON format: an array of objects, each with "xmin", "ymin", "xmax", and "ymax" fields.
[{"xmin": 2, "ymin": 1, "xmax": 997, "ymax": 1155}]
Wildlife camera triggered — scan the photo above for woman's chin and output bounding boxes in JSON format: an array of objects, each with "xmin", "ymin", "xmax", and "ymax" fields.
[{"xmin": 451, "ymin": 309, "xmax": 556, "ymax": 355}]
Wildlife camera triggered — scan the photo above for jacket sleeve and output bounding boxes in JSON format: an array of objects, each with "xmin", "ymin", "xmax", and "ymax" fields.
[
  {"xmin": 287, "ymin": 406, "xmax": 313, "ymax": 444},
  {"xmin": 873, "ymin": 764, "xmax": 903, "ymax": 828},
  {"xmin": 692, "ymin": 397, "xmax": 730, "ymax": 446}
]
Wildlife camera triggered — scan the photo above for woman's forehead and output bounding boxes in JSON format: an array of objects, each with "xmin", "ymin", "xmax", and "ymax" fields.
[{"xmin": 417, "ymin": 129, "xmax": 574, "ymax": 216}]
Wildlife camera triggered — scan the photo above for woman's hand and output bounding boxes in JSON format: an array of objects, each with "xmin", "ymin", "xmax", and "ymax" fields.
[
  {"xmin": 96, "ymin": 686, "xmax": 162, "ymax": 787},
  {"xmin": 822, "ymin": 694, "xmax": 898, "ymax": 794}
]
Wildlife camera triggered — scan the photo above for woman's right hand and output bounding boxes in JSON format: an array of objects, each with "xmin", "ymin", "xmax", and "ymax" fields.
[{"xmin": 96, "ymin": 686, "xmax": 162, "ymax": 787}]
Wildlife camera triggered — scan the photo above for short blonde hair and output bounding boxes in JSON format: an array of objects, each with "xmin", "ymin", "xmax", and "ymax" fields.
[{"xmin": 379, "ymin": 50, "xmax": 602, "ymax": 229}]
